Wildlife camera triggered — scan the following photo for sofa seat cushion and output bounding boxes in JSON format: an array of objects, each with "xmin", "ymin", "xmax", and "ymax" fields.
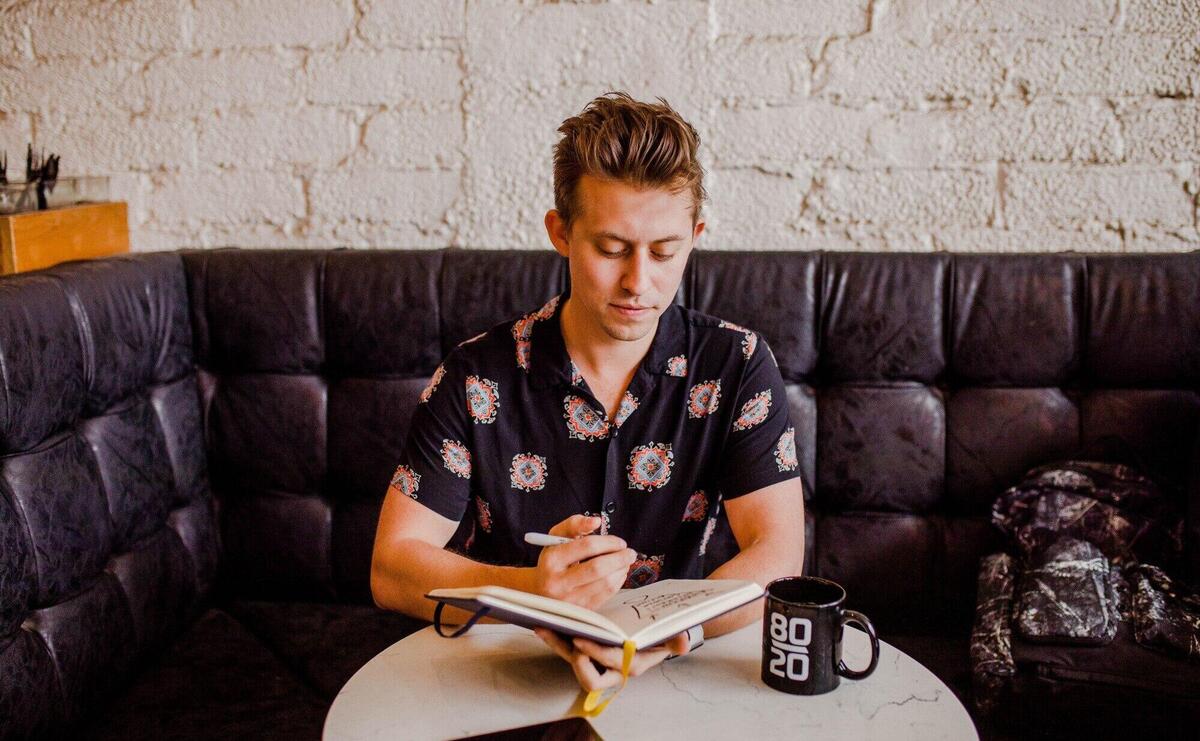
[
  {"xmin": 85, "ymin": 609, "xmax": 327, "ymax": 740},
  {"xmin": 223, "ymin": 600, "xmax": 429, "ymax": 701}
]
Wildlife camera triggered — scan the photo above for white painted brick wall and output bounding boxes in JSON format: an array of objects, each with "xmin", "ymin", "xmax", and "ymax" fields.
[
  {"xmin": 818, "ymin": 36, "xmax": 1011, "ymax": 106},
  {"xmin": 711, "ymin": 103, "xmax": 874, "ymax": 166},
  {"xmin": 1009, "ymin": 35, "xmax": 1200, "ymax": 98},
  {"xmin": 359, "ymin": 0, "xmax": 465, "ymax": 47},
  {"xmin": 810, "ymin": 168, "xmax": 995, "ymax": 226},
  {"xmin": 0, "ymin": 0, "xmax": 1195, "ymax": 253},
  {"xmin": 191, "ymin": 0, "xmax": 354, "ymax": 50},
  {"xmin": 363, "ymin": 107, "xmax": 463, "ymax": 169},
  {"xmin": 142, "ymin": 50, "xmax": 306, "ymax": 113},
  {"xmin": 875, "ymin": 0, "xmax": 1119, "ymax": 38},
  {"xmin": 306, "ymin": 48, "xmax": 461, "ymax": 106},
  {"xmin": 1005, "ymin": 165, "xmax": 1195, "ymax": 229},
  {"xmin": 1121, "ymin": 99, "xmax": 1200, "ymax": 162},
  {"xmin": 196, "ymin": 107, "xmax": 357, "ymax": 170},
  {"xmin": 28, "ymin": 0, "xmax": 187, "ymax": 60},
  {"xmin": 714, "ymin": 0, "xmax": 869, "ymax": 38},
  {"xmin": 147, "ymin": 169, "xmax": 305, "ymax": 224},
  {"xmin": 1124, "ymin": 0, "xmax": 1200, "ymax": 33},
  {"xmin": 40, "ymin": 110, "xmax": 198, "ymax": 173},
  {"xmin": 1, "ymin": 58, "xmax": 142, "ymax": 116}
]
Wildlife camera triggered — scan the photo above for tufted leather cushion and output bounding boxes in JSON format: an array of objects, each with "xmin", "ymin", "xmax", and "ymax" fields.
[
  {"xmin": 181, "ymin": 248, "xmax": 569, "ymax": 605},
  {"xmin": 1086, "ymin": 255, "xmax": 1200, "ymax": 385},
  {"xmin": 178, "ymin": 248, "xmax": 1200, "ymax": 632},
  {"xmin": 0, "ymin": 254, "xmax": 216, "ymax": 736},
  {"xmin": 439, "ymin": 249, "xmax": 567, "ymax": 351},
  {"xmin": 4, "ymin": 247, "xmax": 1200, "ymax": 738}
]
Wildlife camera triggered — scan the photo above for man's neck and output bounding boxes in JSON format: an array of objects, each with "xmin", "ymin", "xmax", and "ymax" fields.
[{"xmin": 559, "ymin": 296, "xmax": 656, "ymax": 382}]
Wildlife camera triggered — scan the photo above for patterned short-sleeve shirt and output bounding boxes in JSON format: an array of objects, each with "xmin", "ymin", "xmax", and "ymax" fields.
[{"xmin": 392, "ymin": 292, "xmax": 801, "ymax": 586}]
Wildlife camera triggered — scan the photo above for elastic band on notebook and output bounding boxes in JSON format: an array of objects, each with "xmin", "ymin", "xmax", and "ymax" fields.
[
  {"xmin": 432, "ymin": 601, "xmax": 491, "ymax": 638},
  {"xmin": 581, "ymin": 640, "xmax": 636, "ymax": 717}
]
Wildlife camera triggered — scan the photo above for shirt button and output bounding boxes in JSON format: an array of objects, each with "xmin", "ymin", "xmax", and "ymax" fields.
[{"xmin": 605, "ymin": 501, "xmax": 616, "ymax": 514}]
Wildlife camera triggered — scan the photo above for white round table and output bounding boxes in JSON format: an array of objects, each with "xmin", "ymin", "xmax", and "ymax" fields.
[{"xmin": 324, "ymin": 621, "xmax": 979, "ymax": 740}]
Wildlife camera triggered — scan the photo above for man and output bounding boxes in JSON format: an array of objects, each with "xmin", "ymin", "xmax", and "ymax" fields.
[{"xmin": 372, "ymin": 92, "xmax": 805, "ymax": 693}]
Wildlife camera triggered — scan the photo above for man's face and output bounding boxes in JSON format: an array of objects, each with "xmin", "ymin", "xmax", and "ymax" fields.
[{"xmin": 547, "ymin": 174, "xmax": 704, "ymax": 343}]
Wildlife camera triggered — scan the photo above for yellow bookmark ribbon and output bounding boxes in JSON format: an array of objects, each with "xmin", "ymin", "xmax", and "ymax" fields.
[{"xmin": 581, "ymin": 640, "xmax": 636, "ymax": 717}]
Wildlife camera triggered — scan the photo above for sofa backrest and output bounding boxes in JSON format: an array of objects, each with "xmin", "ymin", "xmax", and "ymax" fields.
[
  {"xmin": 6, "ymin": 247, "xmax": 1193, "ymax": 734},
  {"xmin": 693, "ymin": 251, "xmax": 1200, "ymax": 630},
  {"xmin": 0, "ymin": 253, "xmax": 217, "ymax": 737},
  {"xmin": 180, "ymin": 248, "xmax": 565, "ymax": 603},
  {"xmin": 183, "ymin": 248, "xmax": 1200, "ymax": 633}
]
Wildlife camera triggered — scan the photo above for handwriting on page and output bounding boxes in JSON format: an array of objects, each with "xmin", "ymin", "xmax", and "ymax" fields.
[{"xmin": 626, "ymin": 588, "xmax": 720, "ymax": 621}]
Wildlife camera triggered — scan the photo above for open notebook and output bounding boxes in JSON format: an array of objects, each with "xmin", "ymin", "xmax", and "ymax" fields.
[
  {"xmin": 425, "ymin": 579, "xmax": 764, "ymax": 650},
  {"xmin": 427, "ymin": 579, "xmax": 765, "ymax": 716}
]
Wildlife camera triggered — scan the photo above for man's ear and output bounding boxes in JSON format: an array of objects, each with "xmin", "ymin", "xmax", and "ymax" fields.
[
  {"xmin": 691, "ymin": 219, "xmax": 706, "ymax": 247},
  {"xmin": 545, "ymin": 210, "xmax": 571, "ymax": 258}
]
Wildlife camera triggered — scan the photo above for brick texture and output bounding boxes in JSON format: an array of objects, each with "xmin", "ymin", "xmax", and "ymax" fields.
[
  {"xmin": 810, "ymin": 168, "xmax": 995, "ymax": 227},
  {"xmin": 147, "ymin": 170, "xmax": 304, "ymax": 224},
  {"xmin": 713, "ymin": 0, "xmax": 869, "ymax": 39},
  {"xmin": 305, "ymin": 49, "xmax": 461, "ymax": 106},
  {"xmin": 195, "ymin": 107, "xmax": 356, "ymax": 170},
  {"xmin": 359, "ymin": 0, "xmax": 465, "ymax": 47},
  {"xmin": 0, "ymin": 0, "xmax": 1195, "ymax": 252},
  {"xmin": 191, "ymin": 0, "xmax": 354, "ymax": 50},
  {"xmin": 29, "ymin": 0, "xmax": 187, "ymax": 60},
  {"xmin": 1005, "ymin": 166, "xmax": 1194, "ymax": 229}
]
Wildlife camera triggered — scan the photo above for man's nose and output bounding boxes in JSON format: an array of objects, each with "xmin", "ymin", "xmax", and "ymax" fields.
[{"xmin": 621, "ymin": 251, "xmax": 653, "ymax": 296}]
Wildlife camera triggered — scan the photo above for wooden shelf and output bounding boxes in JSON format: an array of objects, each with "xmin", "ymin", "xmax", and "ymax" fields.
[{"xmin": 0, "ymin": 201, "xmax": 129, "ymax": 275}]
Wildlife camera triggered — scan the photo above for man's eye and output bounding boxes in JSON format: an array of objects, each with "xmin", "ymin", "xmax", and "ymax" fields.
[{"xmin": 652, "ymin": 252, "xmax": 674, "ymax": 262}]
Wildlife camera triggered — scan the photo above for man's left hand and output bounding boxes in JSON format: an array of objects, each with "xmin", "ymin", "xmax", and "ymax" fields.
[{"xmin": 534, "ymin": 628, "xmax": 691, "ymax": 691}]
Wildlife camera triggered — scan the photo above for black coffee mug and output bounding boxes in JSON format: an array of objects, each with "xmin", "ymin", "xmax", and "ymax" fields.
[{"xmin": 761, "ymin": 576, "xmax": 880, "ymax": 695}]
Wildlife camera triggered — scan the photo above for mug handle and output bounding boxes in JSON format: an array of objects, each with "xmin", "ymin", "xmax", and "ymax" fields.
[{"xmin": 837, "ymin": 609, "xmax": 880, "ymax": 680}]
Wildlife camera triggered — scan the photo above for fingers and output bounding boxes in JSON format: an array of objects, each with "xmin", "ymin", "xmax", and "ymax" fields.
[
  {"xmin": 535, "ymin": 628, "xmax": 574, "ymax": 663},
  {"xmin": 542, "ymin": 535, "xmax": 629, "ymax": 572},
  {"xmin": 573, "ymin": 637, "xmax": 672, "ymax": 678},
  {"xmin": 569, "ymin": 564, "xmax": 633, "ymax": 610},
  {"xmin": 567, "ymin": 548, "xmax": 636, "ymax": 585},
  {"xmin": 540, "ymin": 630, "xmax": 687, "ymax": 693},
  {"xmin": 535, "ymin": 629, "xmax": 620, "ymax": 692},
  {"xmin": 535, "ymin": 515, "xmax": 635, "ymax": 606},
  {"xmin": 572, "ymin": 650, "xmax": 621, "ymax": 691},
  {"xmin": 628, "ymin": 647, "xmax": 672, "ymax": 675},
  {"xmin": 548, "ymin": 514, "xmax": 601, "ymax": 538},
  {"xmin": 571, "ymin": 637, "xmax": 623, "ymax": 669},
  {"xmin": 665, "ymin": 632, "xmax": 690, "ymax": 657},
  {"xmin": 536, "ymin": 542, "xmax": 629, "ymax": 602}
]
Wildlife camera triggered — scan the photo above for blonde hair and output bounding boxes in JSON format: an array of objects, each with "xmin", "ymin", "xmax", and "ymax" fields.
[{"xmin": 553, "ymin": 91, "xmax": 706, "ymax": 230}]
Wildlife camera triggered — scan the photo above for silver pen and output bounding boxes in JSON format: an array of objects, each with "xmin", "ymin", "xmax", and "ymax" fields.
[{"xmin": 523, "ymin": 532, "xmax": 573, "ymax": 547}]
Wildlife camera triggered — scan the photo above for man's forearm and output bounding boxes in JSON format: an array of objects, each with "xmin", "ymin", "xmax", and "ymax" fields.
[
  {"xmin": 701, "ymin": 535, "xmax": 804, "ymax": 638},
  {"xmin": 371, "ymin": 538, "xmax": 533, "ymax": 624}
]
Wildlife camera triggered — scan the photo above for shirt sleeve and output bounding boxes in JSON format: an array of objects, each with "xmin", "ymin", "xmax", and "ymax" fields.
[
  {"xmin": 716, "ymin": 335, "xmax": 803, "ymax": 500},
  {"xmin": 389, "ymin": 349, "xmax": 474, "ymax": 522}
]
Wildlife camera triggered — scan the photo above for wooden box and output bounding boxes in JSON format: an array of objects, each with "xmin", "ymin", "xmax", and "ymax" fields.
[{"xmin": 0, "ymin": 201, "xmax": 129, "ymax": 275}]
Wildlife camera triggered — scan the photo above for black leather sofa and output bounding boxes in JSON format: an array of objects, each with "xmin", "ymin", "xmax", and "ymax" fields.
[{"xmin": 1, "ymin": 248, "xmax": 1197, "ymax": 740}]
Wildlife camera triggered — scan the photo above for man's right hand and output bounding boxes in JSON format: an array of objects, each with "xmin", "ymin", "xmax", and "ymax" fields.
[{"xmin": 527, "ymin": 514, "xmax": 635, "ymax": 610}]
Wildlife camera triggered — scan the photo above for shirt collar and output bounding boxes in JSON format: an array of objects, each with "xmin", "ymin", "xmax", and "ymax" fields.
[
  {"xmin": 642, "ymin": 301, "xmax": 688, "ymax": 376},
  {"xmin": 529, "ymin": 295, "xmax": 688, "ymax": 390}
]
